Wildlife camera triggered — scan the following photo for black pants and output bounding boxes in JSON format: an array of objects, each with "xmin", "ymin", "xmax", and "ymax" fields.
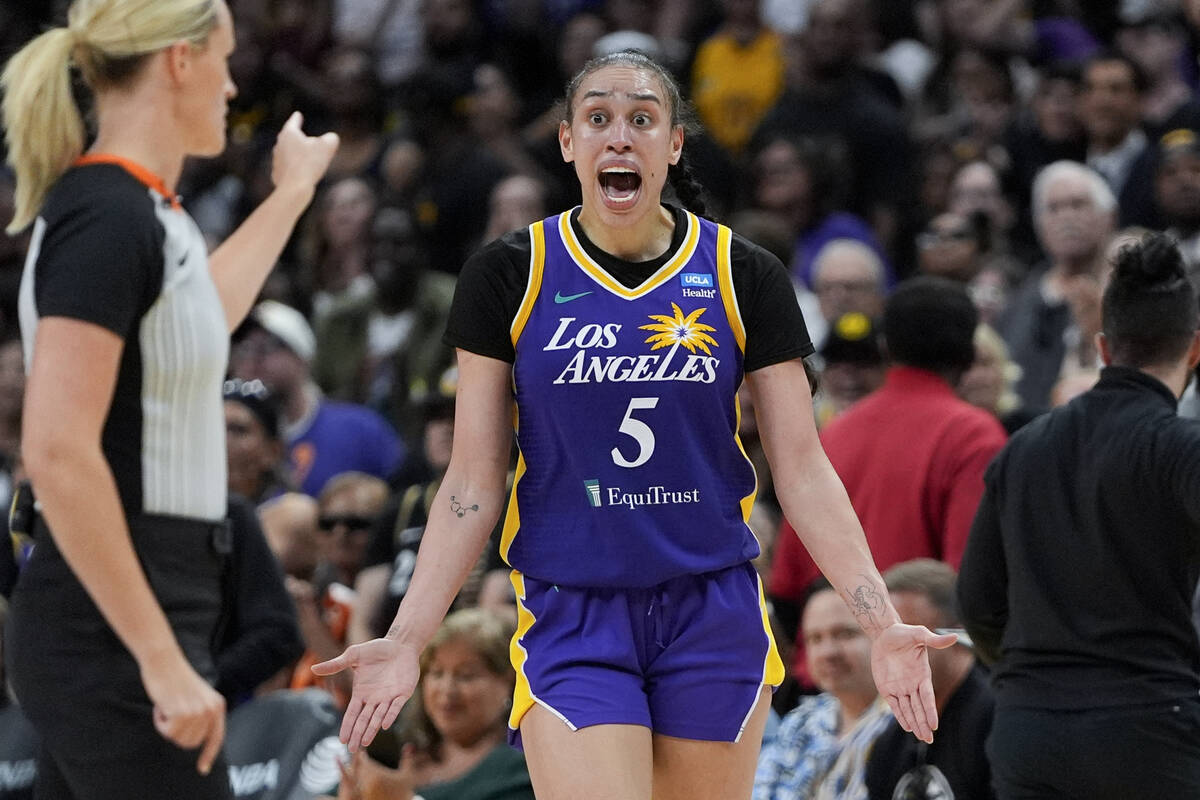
[
  {"xmin": 6, "ymin": 514, "xmax": 233, "ymax": 800},
  {"xmin": 988, "ymin": 700, "xmax": 1200, "ymax": 799}
]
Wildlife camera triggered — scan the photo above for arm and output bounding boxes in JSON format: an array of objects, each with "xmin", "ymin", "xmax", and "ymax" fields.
[
  {"xmin": 22, "ymin": 318, "xmax": 225, "ymax": 773},
  {"xmin": 313, "ymin": 349, "xmax": 514, "ymax": 750},
  {"xmin": 745, "ymin": 359, "xmax": 955, "ymax": 742},
  {"xmin": 209, "ymin": 112, "xmax": 337, "ymax": 331},
  {"xmin": 956, "ymin": 466, "xmax": 1009, "ymax": 665}
]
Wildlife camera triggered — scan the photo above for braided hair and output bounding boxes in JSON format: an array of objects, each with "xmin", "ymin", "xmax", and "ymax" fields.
[
  {"xmin": 563, "ymin": 50, "xmax": 712, "ymax": 219},
  {"xmin": 1102, "ymin": 233, "xmax": 1198, "ymax": 368}
]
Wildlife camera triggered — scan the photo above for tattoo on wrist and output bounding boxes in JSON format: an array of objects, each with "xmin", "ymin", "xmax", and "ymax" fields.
[
  {"xmin": 449, "ymin": 496, "xmax": 479, "ymax": 518},
  {"xmin": 846, "ymin": 577, "xmax": 886, "ymax": 634}
]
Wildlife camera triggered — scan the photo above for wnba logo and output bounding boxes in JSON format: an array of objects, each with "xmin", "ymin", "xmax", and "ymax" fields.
[{"xmin": 584, "ymin": 479, "xmax": 602, "ymax": 507}]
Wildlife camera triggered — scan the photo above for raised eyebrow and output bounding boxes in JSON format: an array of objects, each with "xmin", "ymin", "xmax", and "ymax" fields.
[{"xmin": 580, "ymin": 89, "xmax": 663, "ymax": 105}]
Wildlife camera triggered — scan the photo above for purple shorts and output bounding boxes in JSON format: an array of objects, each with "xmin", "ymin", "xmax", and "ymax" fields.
[{"xmin": 507, "ymin": 561, "xmax": 784, "ymax": 747}]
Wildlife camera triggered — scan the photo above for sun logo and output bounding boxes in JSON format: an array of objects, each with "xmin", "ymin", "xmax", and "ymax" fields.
[{"xmin": 639, "ymin": 303, "xmax": 719, "ymax": 355}]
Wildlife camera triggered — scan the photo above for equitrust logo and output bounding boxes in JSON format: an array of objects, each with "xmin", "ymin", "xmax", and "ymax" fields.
[{"xmin": 584, "ymin": 479, "xmax": 602, "ymax": 507}]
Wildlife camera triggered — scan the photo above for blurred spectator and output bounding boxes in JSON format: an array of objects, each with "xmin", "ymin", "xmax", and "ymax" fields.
[
  {"xmin": 753, "ymin": 583, "xmax": 892, "ymax": 800},
  {"xmin": 770, "ymin": 277, "xmax": 1006, "ymax": 675},
  {"xmin": 290, "ymin": 471, "xmax": 389, "ymax": 707},
  {"xmin": 482, "ymin": 173, "xmax": 550, "ymax": 246},
  {"xmin": 691, "ymin": 0, "xmax": 786, "ymax": 157},
  {"xmin": 812, "ymin": 312, "xmax": 885, "ymax": 428},
  {"xmin": 753, "ymin": 0, "xmax": 914, "ymax": 250},
  {"xmin": 0, "ymin": 170, "xmax": 26, "ymax": 330},
  {"xmin": 810, "ymin": 239, "xmax": 887, "ymax": 350},
  {"xmin": 224, "ymin": 377, "xmax": 291, "ymax": 506},
  {"xmin": 467, "ymin": 64, "xmax": 550, "ymax": 188},
  {"xmin": 749, "ymin": 135, "xmax": 892, "ymax": 289},
  {"xmin": 1004, "ymin": 62, "xmax": 1086, "ymax": 244},
  {"xmin": 353, "ymin": 388, "xmax": 457, "ymax": 645},
  {"xmin": 1155, "ymin": 128, "xmax": 1200, "ymax": 284},
  {"xmin": 299, "ymin": 175, "xmax": 378, "ymax": 326},
  {"xmin": 312, "ymin": 206, "xmax": 456, "ymax": 432},
  {"xmin": 230, "ymin": 300, "xmax": 403, "ymax": 497},
  {"xmin": 333, "ymin": 0, "xmax": 425, "ymax": 90},
  {"xmin": 958, "ymin": 324, "xmax": 1027, "ymax": 434},
  {"xmin": 947, "ymin": 159, "xmax": 1034, "ymax": 270},
  {"xmin": 916, "ymin": 48, "xmax": 1017, "ymax": 166},
  {"xmin": 260, "ymin": 492, "xmax": 322, "ymax": 583},
  {"xmin": 1115, "ymin": 5, "xmax": 1200, "ymax": 137},
  {"xmin": 0, "ymin": 336, "xmax": 23, "ymax": 513},
  {"xmin": 1080, "ymin": 51, "xmax": 1158, "ymax": 227},
  {"xmin": 216, "ymin": 495, "xmax": 305, "ymax": 707},
  {"xmin": 865, "ymin": 559, "xmax": 996, "ymax": 800},
  {"xmin": 335, "ymin": 609, "xmax": 533, "ymax": 800},
  {"xmin": 916, "ymin": 210, "xmax": 987, "ymax": 284},
  {"xmin": 999, "ymin": 161, "xmax": 1115, "ymax": 411}
]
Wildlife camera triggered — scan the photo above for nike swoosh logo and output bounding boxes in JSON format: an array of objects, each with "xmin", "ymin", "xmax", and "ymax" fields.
[{"xmin": 554, "ymin": 290, "xmax": 593, "ymax": 304}]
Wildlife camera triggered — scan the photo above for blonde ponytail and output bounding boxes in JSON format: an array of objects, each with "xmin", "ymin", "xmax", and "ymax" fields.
[
  {"xmin": 1, "ymin": 0, "xmax": 218, "ymax": 234},
  {"xmin": 2, "ymin": 28, "xmax": 84, "ymax": 234}
]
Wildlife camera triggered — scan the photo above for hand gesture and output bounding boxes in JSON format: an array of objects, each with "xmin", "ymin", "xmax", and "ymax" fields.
[
  {"xmin": 312, "ymin": 637, "xmax": 420, "ymax": 752},
  {"xmin": 337, "ymin": 747, "xmax": 418, "ymax": 800},
  {"xmin": 140, "ymin": 651, "xmax": 227, "ymax": 775},
  {"xmin": 271, "ymin": 111, "xmax": 339, "ymax": 199},
  {"xmin": 870, "ymin": 623, "xmax": 957, "ymax": 744}
]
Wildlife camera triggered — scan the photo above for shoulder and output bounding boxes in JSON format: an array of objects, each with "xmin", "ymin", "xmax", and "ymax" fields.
[{"xmin": 41, "ymin": 164, "xmax": 161, "ymax": 233}]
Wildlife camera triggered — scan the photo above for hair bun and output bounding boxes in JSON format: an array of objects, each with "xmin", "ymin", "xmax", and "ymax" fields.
[{"xmin": 1113, "ymin": 233, "xmax": 1187, "ymax": 291}]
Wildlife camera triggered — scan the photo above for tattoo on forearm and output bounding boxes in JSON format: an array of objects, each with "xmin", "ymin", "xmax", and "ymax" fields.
[
  {"xmin": 846, "ymin": 577, "xmax": 886, "ymax": 634},
  {"xmin": 449, "ymin": 496, "xmax": 479, "ymax": 518}
]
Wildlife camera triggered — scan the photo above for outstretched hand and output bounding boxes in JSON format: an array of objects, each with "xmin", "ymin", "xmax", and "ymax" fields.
[
  {"xmin": 871, "ymin": 623, "xmax": 958, "ymax": 743},
  {"xmin": 312, "ymin": 637, "xmax": 420, "ymax": 753}
]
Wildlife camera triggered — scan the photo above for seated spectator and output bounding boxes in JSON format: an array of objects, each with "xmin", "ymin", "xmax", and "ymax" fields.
[
  {"xmin": 958, "ymin": 324, "xmax": 1029, "ymax": 434},
  {"xmin": 259, "ymin": 491, "xmax": 320, "ymax": 582},
  {"xmin": 916, "ymin": 211, "xmax": 988, "ymax": 285},
  {"xmin": 0, "ymin": 597, "xmax": 37, "ymax": 800},
  {"xmin": 754, "ymin": 583, "xmax": 892, "ymax": 800},
  {"xmin": 1155, "ymin": 129, "xmax": 1200, "ymax": 286},
  {"xmin": 216, "ymin": 496, "xmax": 305, "ymax": 708},
  {"xmin": 748, "ymin": 135, "xmax": 893, "ymax": 290},
  {"xmin": 290, "ymin": 472, "xmax": 389, "ymax": 707},
  {"xmin": 813, "ymin": 312, "xmax": 885, "ymax": 428},
  {"xmin": 810, "ymin": 239, "xmax": 887, "ymax": 352},
  {"xmin": 230, "ymin": 300, "xmax": 403, "ymax": 497},
  {"xmin": 224, "ymin": 378, "xmax": 290, "ymax": 506},
  {"xmin": 333, "ymin": 609, "xmax": 534, "ymax": 800},
  {"xmin": 866, "ymin": 560, "xmax": 996, "ymax": 800}
]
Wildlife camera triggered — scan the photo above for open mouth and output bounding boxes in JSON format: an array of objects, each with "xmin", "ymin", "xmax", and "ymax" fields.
[{"xmin": 599, "ymin": 167, "xmax": 642, "ymax": 206}]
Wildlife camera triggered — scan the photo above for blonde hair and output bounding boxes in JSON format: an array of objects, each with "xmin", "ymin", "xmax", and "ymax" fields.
[{"xmin": 2, "ymin": 0, "xmax": 219, "ymax": 233}]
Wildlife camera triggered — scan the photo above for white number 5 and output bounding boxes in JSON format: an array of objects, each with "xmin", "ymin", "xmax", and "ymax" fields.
[{"xmin": 611, "ymin": 397, "xmax": 659, "ymax": 468}]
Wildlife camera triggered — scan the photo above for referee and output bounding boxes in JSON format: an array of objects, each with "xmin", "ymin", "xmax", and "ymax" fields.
[
  {"xmin": 1, "ymin": 1, "xmax": 336, "ymax": 797},
  {"xmin": 958, "ymin": 232, "xmax": 1200, "ymax": 798}
]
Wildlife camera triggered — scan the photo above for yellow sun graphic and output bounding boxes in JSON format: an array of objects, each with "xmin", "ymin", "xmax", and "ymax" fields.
[{"xmin": 639, "ymin": 303, "xmax": 720, "ymax": 355}]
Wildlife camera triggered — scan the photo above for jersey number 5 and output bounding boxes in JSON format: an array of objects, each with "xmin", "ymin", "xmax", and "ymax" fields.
[{"xmin": 612, "ymin": 397, "xmax": 659, "ymax": 468}]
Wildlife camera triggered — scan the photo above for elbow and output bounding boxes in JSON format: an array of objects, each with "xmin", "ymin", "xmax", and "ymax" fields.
[{"xmin": 21, "ymin": 427, "xmax": 77, "ymax": 490}]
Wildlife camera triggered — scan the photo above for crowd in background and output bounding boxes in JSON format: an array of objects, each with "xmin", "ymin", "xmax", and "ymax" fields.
[{"xmin": 4, "ymin": 0, "xmax": 1200, "ymax": 797}]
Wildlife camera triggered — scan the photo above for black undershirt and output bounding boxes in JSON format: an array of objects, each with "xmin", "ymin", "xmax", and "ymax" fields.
[{"xmin": 444, "ymin": 205, "xmax": 813, "ymax": 371}]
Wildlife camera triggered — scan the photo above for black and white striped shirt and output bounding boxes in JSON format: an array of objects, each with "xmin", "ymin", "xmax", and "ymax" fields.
[{"xmin": 19, "ymin": 159, "xmax": 228, "ymax": 520}]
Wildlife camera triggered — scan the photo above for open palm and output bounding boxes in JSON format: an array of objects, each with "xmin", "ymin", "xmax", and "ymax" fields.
[
  {"xmin": 312, "ymin": 637, "xmax": 421, "ymax": 752},
  {"xmin": 870, "ymin": 623, "xmax": 957, "ymax": 744}
]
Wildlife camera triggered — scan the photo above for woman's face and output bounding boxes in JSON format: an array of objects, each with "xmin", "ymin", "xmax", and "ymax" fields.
[
  {"xmin": 421, "ymin": 638, "xmax": 511, "ymax": 747},
  {"xmin": 224, "ymin": 400, "xmax": 279, "ymax": 498},
  {"xmin": 559, "ymin": 65, "xmax": 683, "ymax": 227},
  {"xmin": 179, "ymin": 1, "xmax": 238, "ymax": 157},
  {"xmin": 321, "ymin": 178, "xmax": 375, "ymax": 248}
]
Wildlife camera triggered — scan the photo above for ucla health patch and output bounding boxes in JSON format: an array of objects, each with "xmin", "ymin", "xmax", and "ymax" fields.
[{"xmin": 680, "ymin": 272, "xmax": 714, "ymax": 287}]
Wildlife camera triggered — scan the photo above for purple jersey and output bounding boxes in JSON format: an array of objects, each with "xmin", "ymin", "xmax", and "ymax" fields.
[{"xmin": 503, "ymin": 210, "xmax": 760, "ymax": 587}]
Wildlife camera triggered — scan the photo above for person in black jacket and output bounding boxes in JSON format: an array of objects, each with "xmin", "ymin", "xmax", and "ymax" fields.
[{"xmin": 958, "ymin": 232, "xmax": 1200, "ymax": 799}]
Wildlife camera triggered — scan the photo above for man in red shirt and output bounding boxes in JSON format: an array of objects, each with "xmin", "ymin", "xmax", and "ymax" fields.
[{"xmin": 770, "ymin": 277, "xmax": 1007, "ymax": 675}]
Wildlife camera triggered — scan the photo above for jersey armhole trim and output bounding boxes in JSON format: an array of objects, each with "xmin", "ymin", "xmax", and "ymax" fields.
[
  {"xmin": 716, "ymin": 225, "xmax": 746, "ymax": 353},
  {"xmin": 510, "ymin": 220, "xmax": 546, "ymax": 347}
]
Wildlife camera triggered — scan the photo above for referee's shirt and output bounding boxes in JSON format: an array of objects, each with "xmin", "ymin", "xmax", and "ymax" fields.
[
  {"xmin": 958, "ymin": 365, "xmax": 1200, "ymax": 711},
  {"xmin": 18, "ymin": 159, "xmax": 228, "ymax": 521}
]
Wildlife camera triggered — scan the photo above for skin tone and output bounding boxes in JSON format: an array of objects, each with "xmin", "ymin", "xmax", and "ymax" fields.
[
  {"xmin": 21, "ymin": 1, "xmax": 337, "ymax": 775},
  {"xmin": 803, "ymin": 589, "xmax": 878, "ymax": 732},
  {"xmin": 1080, "ymin": 61, "xmax": 1141, "ymax": 153},
  {"xmin": 314, "ymin": 62, "xmax": 953, "ymax": 800},
  {"xmin": 224, "ymin": 400, "xmax": 281, "ymax": 501},
  {"xmin": 890, "ymin": 589, "xmax": 975, "ymax": 715}
]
